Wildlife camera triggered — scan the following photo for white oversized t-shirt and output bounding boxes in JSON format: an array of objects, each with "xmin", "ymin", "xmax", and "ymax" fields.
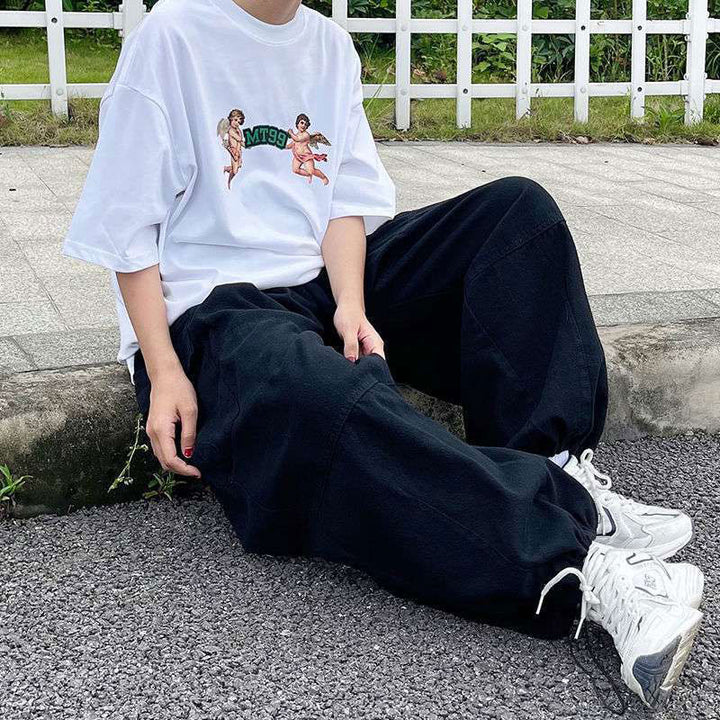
[{"xmin": 62, "ymin": 0, "xmax": 396, "ymax": 378}]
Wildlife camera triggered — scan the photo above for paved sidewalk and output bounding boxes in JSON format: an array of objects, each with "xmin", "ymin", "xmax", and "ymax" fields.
[{"xmin": 0, "ymin": 142, "xmax": 719, "ymax": 374}]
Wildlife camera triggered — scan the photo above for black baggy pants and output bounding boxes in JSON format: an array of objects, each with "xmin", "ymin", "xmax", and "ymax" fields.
[{"xmin": 134, "ymin": 177, "xmax": 606, "ymax": 639}]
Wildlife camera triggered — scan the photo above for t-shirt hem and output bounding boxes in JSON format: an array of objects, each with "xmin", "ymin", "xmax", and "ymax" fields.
[
  {"xmin": 329, "ymin": 205, "xmax": 396, "ymax": 235},
  {"xmin": 329, "ymin": 205, "xmax": 395, "ymax": 220},
  {"xmin": 125, "ymin": 354, "xmax": 136, "ymax": 385},
  {"xmin": 63, "ymin": 240, "xmax": 159, "ymax": 274}
]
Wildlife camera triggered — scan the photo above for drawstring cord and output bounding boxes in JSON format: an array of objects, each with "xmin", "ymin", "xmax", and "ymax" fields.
[
  {"xmin": 536, "ymin": 560, "xmax": 629, "ymax": 716},
  {"xmin": 568, "ymin": 626, "xmax": 629, "ymax": 716},
  {"xmin": 536, "ymin": 566, "xmax": 600, "ymax": 639}
]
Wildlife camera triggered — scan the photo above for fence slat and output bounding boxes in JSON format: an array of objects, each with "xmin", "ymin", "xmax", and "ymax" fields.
[
  {"xmin": 2, "ymin": 1, "xmax": 719, "ymax": 129},
  {"xmin": 120, "ymin": 0, "xmax": 143, "ymax": 40},
  {"xmin": 631, "ymin": 0, "xmax": 647, "ymax": 119},
  {"xmin": 45, "ymin": 0, "xmax": 68, "ymax": 117},
  {"xmin": 516, "ymin": 0, "xmax": 532, "ymax": 119},
  {"xmin": 574, "ymin": 0, "xmax": 591, "ymax": 122},
  {"xmin": 685, "ymin": 0, "xmax": 709, "ymax": 124},
  {"xmin": 395, "ymin": 0, "xmax": 411, "ymax": 130},
  {"xmin": 456, "ymin": 0, "xmax": 472, "ymax": 127},
  {"xmin": 332, "ymin": 0, "xmax": 347, "ymax": 30}
]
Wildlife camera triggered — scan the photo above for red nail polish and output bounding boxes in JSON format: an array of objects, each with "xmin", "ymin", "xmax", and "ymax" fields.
[{"xmin": 183, "ymin": 447, "xmax": 193, "ymax": 458}]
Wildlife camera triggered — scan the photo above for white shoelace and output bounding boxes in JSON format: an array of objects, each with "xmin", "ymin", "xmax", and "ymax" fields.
[
  {"xmin": 575, "ymin": 450, "xmax": 635, "ymax": 533},
  {"xmin": 536, "ymin": 546, "xmax": 642, "ymax": 646}
]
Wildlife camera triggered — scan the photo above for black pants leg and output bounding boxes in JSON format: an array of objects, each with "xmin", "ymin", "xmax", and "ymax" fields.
[
  {"xmin": 363, "ymin": 176, "xmax": 608, "ymax": 456},
  {"xmin": 132, "ymin": 178, "xmax": 599, "ymax": 639}
]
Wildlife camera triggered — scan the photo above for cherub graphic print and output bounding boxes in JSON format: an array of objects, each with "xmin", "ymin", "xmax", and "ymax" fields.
[
  {"xmin": 216, "ymin": 108, "xmax": 245, "ymax": 189},
  {"xmin": 216, "ymin": 109, "xmax": 332, "ymax": 188},
  {"xmin": 287, "ymin": 113, "xmax": 331, "ymax": 185}
]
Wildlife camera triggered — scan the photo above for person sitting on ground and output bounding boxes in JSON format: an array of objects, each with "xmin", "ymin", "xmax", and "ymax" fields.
[{"xmin": 62, "ymin": 0, "xmax": 704, "ymax": 710}]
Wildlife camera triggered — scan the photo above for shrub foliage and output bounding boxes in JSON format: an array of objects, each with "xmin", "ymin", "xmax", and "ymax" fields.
[{"xmin": 0, "ymin": 0, "xmax": 718, "ymax": 83}]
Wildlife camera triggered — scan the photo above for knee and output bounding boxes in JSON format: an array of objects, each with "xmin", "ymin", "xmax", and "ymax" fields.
[
  {"xmin": 480, "ymin": 176, "xmax": 567, "ymax": 245},
  {"xmin": 464, "ymin": 177, "xmax": 573, "ymax": 282},
  {"xmin": 487, "ymin": 176, "xmax": 560, "ymax": 214}
]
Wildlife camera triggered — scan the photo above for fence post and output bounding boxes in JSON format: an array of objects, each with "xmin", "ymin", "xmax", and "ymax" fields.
[
  {"xmin": 395, "ymin": 0, "xmax": 411, "ymax": 130},
  {"xmin": 45, "ymin": 0, "xmax": 68, "ymax": 118},
  {"xmin": 516, "ymin": 0, "xmax": 532, "ymax": 119},
  {"xmin": 456, "ymin": 0, "xmax": 472, "ymax": 128},
  {"xmin": 574, "ymin": 0, "xmax": 590, "ymax": 122},
  {"xmin": 120, "ymin": 0, "xmax": 144, "ymax": 41},
  {"xmin": 332, "ymin": 0, "xmax": 348, "ymax": 29},
  {"xmin": 685, "ymin": 0, "xmax": 709, "ymax": 124},
  {"xmin": 631, "ymin": 0, "xmax": 647, "ymax": 120}
]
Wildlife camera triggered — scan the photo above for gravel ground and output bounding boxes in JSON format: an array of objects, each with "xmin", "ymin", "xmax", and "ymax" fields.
[{"xmin": 1, "ymin": 433, "xmax": 718, "ymax": 720}]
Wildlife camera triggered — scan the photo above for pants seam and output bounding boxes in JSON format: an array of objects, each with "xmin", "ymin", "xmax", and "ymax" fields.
[
  {"xmin": 461, "ymin": 290, "xmax": 527, "ymax": 392},
  {"xmin": 465, "ymin": 217, "xmax": 566, "ymax": 287},
  {"xmin": 534, "ymin": 224, "xmax": 597, "ymax": 456},
  {"xmin": 462, "ymin": 219, "xmax": 584, "ymax": 451},
  {"xmin": 318, "ymin": 382, "xmax": 572, "ymax": 574},
  {"xmin": 309, "ymin": 375, "xmax": 384, "ymax": 548}
]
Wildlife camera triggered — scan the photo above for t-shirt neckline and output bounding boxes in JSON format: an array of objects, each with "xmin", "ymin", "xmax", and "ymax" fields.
[{"xmin": 209, "ymin": 0, "xmax": 307, "ymax": 44}]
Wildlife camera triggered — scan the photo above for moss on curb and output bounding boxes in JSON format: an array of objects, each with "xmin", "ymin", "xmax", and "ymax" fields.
[{"xmin": 0, "ymin": 365, "xmax": 154, "ymax": 517}]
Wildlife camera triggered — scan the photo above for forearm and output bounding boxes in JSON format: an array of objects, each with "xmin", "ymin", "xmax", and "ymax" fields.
[
  {"xmin": 117, "ymin": 265, "xmax": 200, "ymax": 476},
  {"xmin": 321, "ymin": 216, "xmax": 366, "ymax": 311},
  {"xmin": 116, "ymin": 265, "xmax": 182, "ymax": 381}
]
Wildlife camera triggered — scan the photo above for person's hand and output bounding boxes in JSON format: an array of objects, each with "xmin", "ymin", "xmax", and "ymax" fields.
[
  {"xmin": 333, "ymin": 303, "xmax": 385, "ymax": 362},
  {"xmin": 146, "ymin": 368, "xmax": 202, "ymax": 478}
]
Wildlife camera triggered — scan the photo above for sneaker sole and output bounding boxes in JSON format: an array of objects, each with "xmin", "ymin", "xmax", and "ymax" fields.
[{"xmin": 630, "ymin": 610, "xmax": 702, "ymax": 710}]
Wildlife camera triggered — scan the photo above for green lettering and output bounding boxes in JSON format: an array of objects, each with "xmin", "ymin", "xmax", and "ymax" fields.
[
  {"xmin": 275, "ymin": 129, "xmax": 289, "ymax": 149},
  {"xmin": 244, "ymin": 127, "xmax": 261, "ymax": 147},
  {"xmin": 243, "ymin": 125, "xmax": 291, "ymax": 150}
]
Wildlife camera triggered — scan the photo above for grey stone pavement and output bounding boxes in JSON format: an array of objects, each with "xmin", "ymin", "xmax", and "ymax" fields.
[
  {"xmin": 1, "ymin": 142, "xmax": 720, "ymax": 373},
  {"xmin": 1, "ymin": 432, "xmax": 718, "ymax": 720}
]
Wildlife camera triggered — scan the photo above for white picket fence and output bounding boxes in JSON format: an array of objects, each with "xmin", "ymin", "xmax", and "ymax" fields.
[{"xmin": 1, "ymin": 0, "xmax": 718, "ymax": 128}]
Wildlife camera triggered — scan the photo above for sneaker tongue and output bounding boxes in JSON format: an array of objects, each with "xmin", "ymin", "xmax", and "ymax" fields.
[{"xmin": 562, "ymin": 456, "xmax": 604, "ymax": 532}]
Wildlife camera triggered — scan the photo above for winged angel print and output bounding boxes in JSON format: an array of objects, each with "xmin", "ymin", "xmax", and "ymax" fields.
[
  {"xmin": 286, "ymin": 113, "xmax": 332, "ymax": 186},
  {"xmin": 217, "ymin": 108, "xmax": 245, "ymax": 189}
]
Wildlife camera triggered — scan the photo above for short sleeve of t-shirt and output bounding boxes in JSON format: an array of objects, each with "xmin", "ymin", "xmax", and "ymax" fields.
[
  {"xmin": 329, "ymin": 47, "xmax": 395, "ymax": 235},
  {"xmin": 62, "ymin": 82, "xmax": 189, "ymax": 273}
]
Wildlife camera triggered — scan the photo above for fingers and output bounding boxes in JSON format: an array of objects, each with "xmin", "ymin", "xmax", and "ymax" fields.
[
  {"xmin": 161, "ymin": 426, "xmax": 202, "ymax": 477},
  {"xmin": 179, "ymin": 403, "xmax": 198, "ymax": 460},
  {"xmin": 342, "ymin": 328, "xmax": 360, "ymax": 363},
  {"xmin": 360, "ymin": 327, "xmax": 385, "ymax": 359},
  {"xmin": 147, "ymin": 416, "xmax": 201, "ymax": 479}
]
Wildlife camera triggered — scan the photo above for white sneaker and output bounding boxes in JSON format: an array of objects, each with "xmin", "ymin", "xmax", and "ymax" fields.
[
  {"xmin": 563, "ymin": 450, "xmax": 693, "ymax": 559},
  {"xmin": 537, "ymin": 543, "xmax": 703, "ymax": 710}
]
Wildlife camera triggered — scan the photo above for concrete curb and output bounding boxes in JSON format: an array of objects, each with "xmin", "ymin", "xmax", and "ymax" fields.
[
  {"xmin": 1, "ymin": 319, "xmax": 719, "ymax": 518},
  {"xmin": 0, "ymin": 364, "xmax": 155, "ymax": 518}
]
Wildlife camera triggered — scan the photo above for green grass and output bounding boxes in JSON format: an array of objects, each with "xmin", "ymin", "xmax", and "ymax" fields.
[
  {"xmin": 0, "ymin": 463, "xmax": 31, "ymax": 518},
  {"xmin": 0, "ymin": 29, "xmax": 118, "ymax": 144},
  {"xmin": 366, "ymin": 95, "xmax": 720, "ymax": 143},
  {"xmin": 2, "ymin": 28, "xmax": 719, "ymax": 145}
]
